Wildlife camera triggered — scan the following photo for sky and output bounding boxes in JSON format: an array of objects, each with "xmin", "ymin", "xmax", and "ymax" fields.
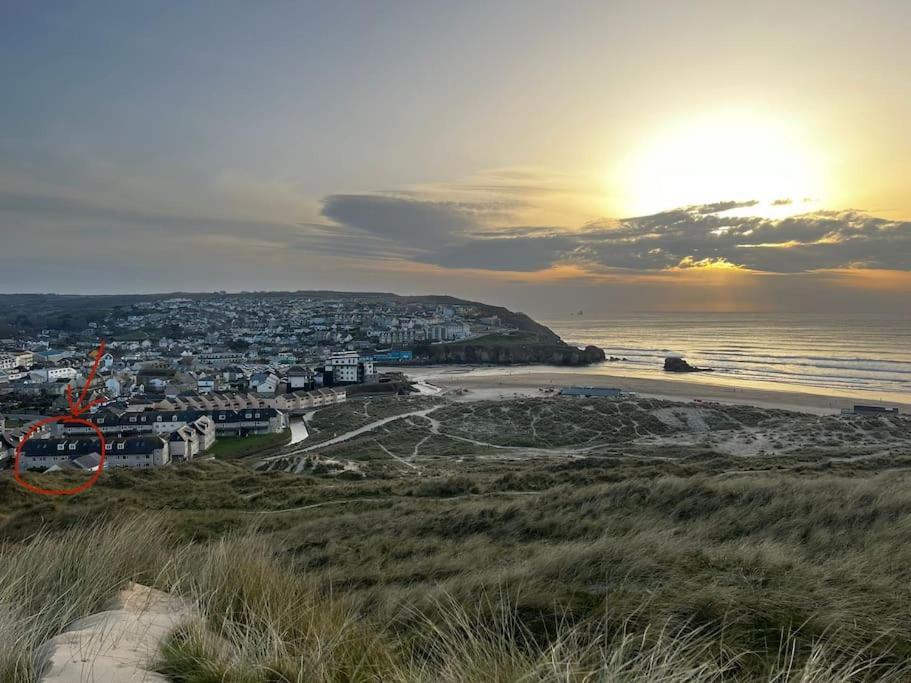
[{"xmin": 1, "ymin": 0, "xmax": 910, "ymax": 317}]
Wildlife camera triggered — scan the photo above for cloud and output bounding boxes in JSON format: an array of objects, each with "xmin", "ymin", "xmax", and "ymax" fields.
[
  {"xmin": 318, "ymin": 193, "xmax": 563, "ymax": 270},
  {"xmin": 320, "ymin": 193, "xmax": 509, "ymax": 248},
  {"xmin": 577, "ymin": 206, "xmax": 911, "ymax": 273},
  {"xmin": 318, "ymin": 193, "xmax": 911, "ymax": 274},
  {"xmin": 0, "ymin": 189, "xmax": 298, "ymax": 239},
  {"xmin": 5, "ymin": 179, "xmax": 910, "ymax": 279},
  {"xmin": 421, "ymin": 235, "xmax": 577, "ymax": 271}
]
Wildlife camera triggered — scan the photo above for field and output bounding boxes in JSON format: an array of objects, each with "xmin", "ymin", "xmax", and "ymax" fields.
[
  {"xmin": 206, "ymin": 428, "xmax": 292, "ymax": 459},
  {"xmin": 2, "ymin": 393, "xmax": 911, "ymax": 681}
]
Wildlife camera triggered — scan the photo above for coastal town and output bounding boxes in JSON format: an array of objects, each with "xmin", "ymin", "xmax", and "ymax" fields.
[
  {"xmin": 0, "ymin": 292, "xmax": 532, "ymax": 471},
  {"xmin": 2, "ymin": 292, "xmax": 905, "ymax": 475}
]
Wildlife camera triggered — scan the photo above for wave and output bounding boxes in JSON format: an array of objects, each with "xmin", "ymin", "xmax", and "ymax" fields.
[{"xmin": 551, "ymin": 315, "xmax": 911, "ymax": 398}]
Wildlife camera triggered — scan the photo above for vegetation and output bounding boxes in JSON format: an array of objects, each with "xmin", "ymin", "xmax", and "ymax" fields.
[
  {"xmin": 305, "ymin": 395, "xmax": 440, "ymax": 445},
  {"xmin": 207, "ymin": 428, "xmax": 292, "ymax": 459},
  {"xmin": 3, "ymin": 394, "xmax": 911, "ymax": 680}
]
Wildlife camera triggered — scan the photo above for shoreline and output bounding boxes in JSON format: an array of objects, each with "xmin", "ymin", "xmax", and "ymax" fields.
[{"xmin": 395, "ymin": 365, "xmax": 911, "ymax": 416}]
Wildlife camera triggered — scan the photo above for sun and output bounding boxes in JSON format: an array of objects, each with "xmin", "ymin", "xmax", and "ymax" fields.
[{"xmin": 615, "ymin": 109, "xmax": 829, "ymax": 217}]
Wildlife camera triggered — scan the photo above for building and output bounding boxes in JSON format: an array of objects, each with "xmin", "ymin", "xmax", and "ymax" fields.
[
  {"xmin": 371, "ymin": 350, "xmax": 413, "ymax": 363},
  {"xmin": 559, "ymin": 386, "xmax": 625, "ymax": 398},
  {"xmin": 104, "ymin": 377, "xmax": 123, "ymax": 398},
  {"xmin": 428, "ymin": 322, "xmax": 471, "ymax": 341},
  {"xmin": 155, "ymin": 388, "xmax": 345, "ymax": 416},
  {"xmin": 288, "ymin": 366, "xmax": 314, "ymax": 391},
  {"xmin": 324, "ymin": 351, "xmax": 375, "ymax": 385},
  {"xmin": 19, "ymin": 436, "xmax": 171, "ymax": 471},
  {"xmin": 59, "ymin": 407, "xmax": 282, "ymax": 439},
  {"xmin": 167, "ymin": 425, "xmax": 201, "ymax": 461},
  {"xmin": 0, "ymin": 431, "xmax": 19, "ymax": 466},
  {"xmin": 249, "ymin": 371, "xmax": 281, "ymax": 395},
  {"xmin": 34, "ymin": 349, "xmax": 71, "ymax": 364},
  {"xmin": 197, "ymin": 351, "xmax": 246, "ymax": 366},
  {"xmin": 12, "ymin": 350, "xmax": 34, "ymax": 368},
  {"xmin": 0, "ymin": 355, "xmax": 15, "ymax": 371},
  {"xmin": 842, "ymin": 405, "xmax": 901, "ymax": 416},
  {"xmin": 29, "ymin": 367, "xmax": 78, "ymax": 382},
  {"xmin": 209, "ymin": 408, "xmax": 289, "ymax": 436},
  {"xmin": 58, "ymin": 410, "xmax": 218, "ymax": 447},
  {"xmin": 274, "ymin": 388, "xmax": 347, "ymax": 413}
]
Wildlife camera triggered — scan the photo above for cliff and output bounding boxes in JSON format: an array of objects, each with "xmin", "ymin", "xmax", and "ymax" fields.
[{"xmin": 412, "ymin": 333, "xmax": 606, "ymax": 366}]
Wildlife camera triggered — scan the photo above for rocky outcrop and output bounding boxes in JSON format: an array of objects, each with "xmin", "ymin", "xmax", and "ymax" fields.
[
  {"xmin": 419, "ymin": 342, "xmax": 606, "ymax": 366},
  {"xmin": 664, "ymin": 356, "xmax": 713, "ymax": 373}
]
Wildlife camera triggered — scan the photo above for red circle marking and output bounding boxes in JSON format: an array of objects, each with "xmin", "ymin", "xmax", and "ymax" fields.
[{"xmin": 13, "ymin": 416, "xmax": 107, "ymax": 496}]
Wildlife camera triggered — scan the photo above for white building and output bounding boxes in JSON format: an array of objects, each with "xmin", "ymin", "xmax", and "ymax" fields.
[
  {"xmin": 105, "ymin": 377, "xmax": 123, "ymax": 398},
  {"xmin": 29, "ymin": 367, "xmax": 77, "ymax": 382},
  {"xmin": 13, "ymin": 350, "xmax": 34, "ymax": 368},
  {"xmin": 325, "ymin": 351, "xmax": 374, "ymax": 385}
]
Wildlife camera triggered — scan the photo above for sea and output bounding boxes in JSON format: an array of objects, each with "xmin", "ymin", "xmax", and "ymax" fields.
[{"xmin": 544, "ymin": 314, "xmax": 911, "ymax": 404}]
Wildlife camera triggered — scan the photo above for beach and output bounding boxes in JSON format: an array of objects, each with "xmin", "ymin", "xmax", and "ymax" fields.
[{"xmin": 402, "ymin": 365, "xmax": 911, "ymax": 416}]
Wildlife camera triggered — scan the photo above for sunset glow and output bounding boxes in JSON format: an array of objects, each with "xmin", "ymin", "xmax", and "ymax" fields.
[
  {"xmin": 0, "ymin": 2, "xmax": 908, "ymax": 314},
  {"xmin": 616, "ymin": 111, "xmax": 829, "ymax": 217}
]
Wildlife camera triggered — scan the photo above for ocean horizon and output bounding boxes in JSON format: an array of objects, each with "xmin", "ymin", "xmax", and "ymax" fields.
[{"xmin": 544, "ymin": 313, "xmax": 911, "ymax": 405}]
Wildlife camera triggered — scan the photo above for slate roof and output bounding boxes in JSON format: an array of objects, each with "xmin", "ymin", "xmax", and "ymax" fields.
[{"xmin": 22, "ymin": 436, "xmax": 167, "ymax": 457}]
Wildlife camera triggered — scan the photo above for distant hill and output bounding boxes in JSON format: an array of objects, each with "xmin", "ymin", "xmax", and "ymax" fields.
[{"xmin": 0, "ymin": 290, "xmax": 563, "ymax": 343}]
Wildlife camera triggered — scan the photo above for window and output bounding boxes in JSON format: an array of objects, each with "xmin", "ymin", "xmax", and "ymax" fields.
[
  {"xmin": 118, "ymin": 442, "xmax": 125, "ymax": 450},
  {"xmin": 57, "ymin": 443, "xmax": 64, "ymax": 451},
  {"xmin": 69, "ymin": 443, "xmax": 76, "ymax": 451},
  {"xmin": 156, "ymin": 416, "xmax": 162, "ymax": 422}
]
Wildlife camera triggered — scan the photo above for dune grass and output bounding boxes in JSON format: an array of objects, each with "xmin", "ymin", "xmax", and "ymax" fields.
[
  {"xmin": 4, "ymin": 414, "xmax": 911, "ymax": 682},
  {"xmin": 3, "ymin": 513, "xmax": 911, "ymax": 682},
  {"xmin": 0, "ymin": 515, "xmax": 173, "ymax": 681}
]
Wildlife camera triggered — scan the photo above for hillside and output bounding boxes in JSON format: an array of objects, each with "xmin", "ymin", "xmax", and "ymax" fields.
[
  {"xmin": 0, "ymin": 290, "xmax": 561, "ymax": 342},
  {"xmin": 2, "ymin": 394, "xmax": 911, "ymax": 680}
]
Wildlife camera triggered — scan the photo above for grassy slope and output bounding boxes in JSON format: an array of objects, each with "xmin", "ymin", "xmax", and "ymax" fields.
[
  {"xmin": 5, "ymin": 462, "xmax": 911, "ymax": 681},
  {"xmin": 3, "ymin": 395, "xmax": 911, "ymax": 680}
]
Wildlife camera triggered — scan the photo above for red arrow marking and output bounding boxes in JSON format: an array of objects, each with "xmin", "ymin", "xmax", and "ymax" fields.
[{"xmin": 66, "ymin": 339, "xmax": 107, "ymax": 417}]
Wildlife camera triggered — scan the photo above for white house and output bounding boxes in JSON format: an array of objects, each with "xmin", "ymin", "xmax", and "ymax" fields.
[
  {"xmin": 105, "ymin": 377, "xmax": 123, "ymax": 398},
  {"xmin": 13, "ymin": 350, "xmax": 34, "ymax": 368},
  {"xmin": 250, "ymin": 372, "xmax": 280, "ymax": 395},
  {"xmin": 29, "ymin": 367, "xmax": 77, "ymax": 382},
  {"xmin": 325, "ymin": 352, "xmax": 375, "ymax": 385},
  {"xmin": 168, "ymin": 425, "xmax": 200, "ymax": 460}
]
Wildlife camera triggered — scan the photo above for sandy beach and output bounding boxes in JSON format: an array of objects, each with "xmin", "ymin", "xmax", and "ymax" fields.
[{"xmin": 402, "ymin": 366, "xmax": 911, "ymax": 416}]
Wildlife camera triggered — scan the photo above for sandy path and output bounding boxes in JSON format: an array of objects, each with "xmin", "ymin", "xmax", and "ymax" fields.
[{"xmin": 263, "ymin": 406, "xmax": 442, "ymax": 461}]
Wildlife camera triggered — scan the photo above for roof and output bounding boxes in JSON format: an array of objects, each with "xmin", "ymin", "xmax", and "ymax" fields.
[
  {"xmin": 559, "ymin": 386, "xmax": 623, "ymax": 397},
  {"xmin": 73, "ymin": 453, "xmax": 101, "ymax": 469},
  {"xmin": 22, "ymin": 436, "xmax": 166, "ymax": 457}
]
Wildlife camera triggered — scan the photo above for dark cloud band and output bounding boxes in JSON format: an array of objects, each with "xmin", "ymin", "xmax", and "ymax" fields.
[{"xmin": 319, "ymin": 194, "xmax": 911, "ymax": 273}]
